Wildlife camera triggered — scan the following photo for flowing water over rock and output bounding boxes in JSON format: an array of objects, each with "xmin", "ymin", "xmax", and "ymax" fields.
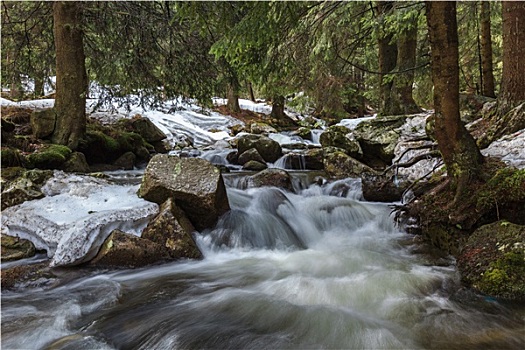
[{"xmin": 2, "ymin": 172, "xmax": 524, "ymax": 349}]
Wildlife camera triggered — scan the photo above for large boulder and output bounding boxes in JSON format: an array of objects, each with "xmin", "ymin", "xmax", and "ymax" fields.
[
  {"xmin": 63, "ymin": 152, "xmax": 90, "ymax": 173},
  {"xmin": 26, "ymin": 144, "xmax": 72, "ymax": 170},
  {"xmin": 247, "ymin": 168, "xmax": 294, "ymax": 192},
  {"xmin": 139, "ymin": 154, "xmax": 230, "ymax": 231},
  {"xmin": 353, "ymin": 115, "xmax": 407, "ymax": 167},
  {"xmin": 130, "ymin": 115, "xmax": 167, "ymax": 143},
  {"xmin": 238, "ymin": 148, "xmax": 266, "ymax": 166},
  {"xmin": 361, "ymin": 174, "xmax": 409, "ymax": 202},
  {"xmin": 142, "ymin": 198, "xmax": 203, "ymax": 259},
  {"xmin": 89, "ymin": 230, "xmax": 170, "ymax": 268},
  {"xmin": 457, "ymin": 221, "xmax": 525, "ymax": 301},
  {"xmin": 237, "ymin": 134, "xmax": 282, "ymax": 163},
  {"xmin": 319, "ymin": 125, "xmax": 362, "ymax": 159},
  {"xmin": 324, "ymin": 151, "xmax": 376, "ymax": 179}
]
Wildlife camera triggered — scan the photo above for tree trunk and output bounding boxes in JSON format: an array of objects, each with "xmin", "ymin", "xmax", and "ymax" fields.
[
  {"xmin": 480, "ymin": 1, "xmax": 495, "ymax": 98},
  {"xmin": 226, "ymin": 78, "xmax": 241, "ymax": 113},
  {"xmin": 390, "ymin": 14, "xmax": 421, "ymax": 115},
  {"xmin": 247, "ymin": 81, "xmax": 256, "ymax": 102},
  {"xmin": 33, "ymin": 72, "xmax": 45, "ymax": 98},
  {"xmin": 377, "ymin": 1, "xmax": 398, "ymax": 116},
  {"xmin": 52, "ymin": 1, "xmax": 87, "ymax": 150},
  {"xmin": 426, "ymin": 1, "xmax": 483, "ymax": 200},
  {"xmin": 499, "ymin": 1, "xmax": 525, "ymax": 112},
  {"xmin": 270, "ymin": 95, "xmax": 287, "ymax": 120}
]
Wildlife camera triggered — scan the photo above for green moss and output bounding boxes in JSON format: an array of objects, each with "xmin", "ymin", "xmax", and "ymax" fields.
[
  {"xmin": 477, "ymin": 250, "xmax": 525, "ymax": 299},
  {"xmin": 477, "ymin": 169, "xmax": 525, "ymax": 211},
  {"xmin": 1, "ymin": 147, "xmax": 23, "ymax": 167},
  {"xmin": 116, "ymin": 131, "xmax": 144, "ymax": 152},
  {"xmin": 26, "ymin": 144, "xmax": 72, "ymax": 169}
]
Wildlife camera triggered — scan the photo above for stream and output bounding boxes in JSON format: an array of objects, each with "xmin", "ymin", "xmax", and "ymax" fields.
[{"xmin": 1, "ymin": 171, "xmax": 524, "ymax": 350}]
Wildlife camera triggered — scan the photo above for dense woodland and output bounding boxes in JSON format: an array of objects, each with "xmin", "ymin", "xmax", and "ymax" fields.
[{"xmin": 2, "ymin": 2, "xmax": 524, "ymax": 188}]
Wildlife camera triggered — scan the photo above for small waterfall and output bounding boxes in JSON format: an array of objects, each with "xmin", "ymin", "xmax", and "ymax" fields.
[
  {"xmin": 310, "ymin": 129, "xmax": 323, "ymax": 144},
  {"xmin": 272, "ymin": 153, "xmax": 306, "ymax": 170}
]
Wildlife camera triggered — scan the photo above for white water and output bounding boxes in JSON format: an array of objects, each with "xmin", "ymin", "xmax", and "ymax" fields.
[{"xmin": 1, "ymin": 173, "xmax": 524, "ymax": 350}]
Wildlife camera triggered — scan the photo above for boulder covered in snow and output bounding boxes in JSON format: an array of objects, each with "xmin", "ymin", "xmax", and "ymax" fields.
[
  {"xmin": 1, "ymin": 171, "xmax": 159, "ymax": 266},
  {"xmin": 139, "ymin": 154, "xmax": 230, "ymax": 231}
]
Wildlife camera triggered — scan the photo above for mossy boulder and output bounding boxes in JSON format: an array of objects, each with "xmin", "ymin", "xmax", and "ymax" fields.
[
  {"xmin": 323, "ymin": 151, "xmax": 376, "ymax": 179},
  {"xmin": 237, "ymin": 134, "xmax": 282, "ymax": 163},
  {"xmin": 130, "ymin": 115, "xmax": 167, "ymax": 143},
  {"xmin": 319, "ymin": 125, "xmax": 362, "ymax": 159},
  {"xmin": 1, "ymin": 147, "xmax": 24, "ymax": 167},
  {"xmin": 353, "ymin": 115, "xmax": 407, "ymax": 166},
  {"xmin": 79, "ymin": 130, "xmax": 120, "ymax": 164},
  {"xmin": 458, "ymin": 221, "xmax": 525, "ymax": 301},
  {"xmin": 250, "ymin": 122, "xmax": 277, "ymax": 135},
  {"xmin": 63, "ymin": 152, "xmax": 90, "ymax": 173},
  {"xmin": 242, "ymin": 160, "xmax": 268, "ymax": 171},
  {"xmin": 25, "ymin": 144, "xmax": 72, "ymax": 170}
]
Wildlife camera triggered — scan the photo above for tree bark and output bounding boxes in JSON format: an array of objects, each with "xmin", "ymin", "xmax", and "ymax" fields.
[
  {"xmin": 480, "ymin": 1, "xmax": 495, "ymax": 98},
  {"xmin": 377, "ymin": 1, "xmax": 398, "ymax": 116},
  {"xmin": 426, "ymin": 1, "xmax": 483, "ymax": 200},
  {"xmin": 270, "ymin": 95, "xmax": 287, "ymax": 120},
  {"xmin": 226, "ymin": 78, "xmax": 241, "ymax": 113},
  {"xmin": 52, "ymin": 1, "xmax": 87, "ymax": 150},
  {"xmin": 247, "ymin": 81, "xmax": 256, "ymax": 102},
  {"xmin": 499, "ymin": 1, "xmax": 525, "ymax": 112},
  {"xmin": 390, "ymin": 13, "xmax": 422, "ymax": 115}
]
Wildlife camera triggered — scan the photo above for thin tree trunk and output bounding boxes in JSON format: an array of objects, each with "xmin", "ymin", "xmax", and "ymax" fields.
[
  {"xmin": 377, "ymin": 1, "xmax": 397, "ymax": 115},
  {"xmin": 247, "ymin": 81, "xmax": 256, "ymax": 102},
  {"xmin": 391, "ymin": 14, "xmax": 421, "ymax": 114},
  {"xmin": 52, "ymin": 1, "xmax": 87, "ymax": 150},
  {"xmin": 271, "ymin": 95, "xmax": 287, "ymax": 120},
  {"xmin": 33, "ymin": 71, "xmax": 45, "ymax": 98},
  {"xmin": 480, "ymin": 1, "xmax": 495, "ymax": 98},
  {"xmin": 499, "ymin": 1, "xmax": 525, "ymax": 112},
  {"xmin": 426, "ymin": 1, "xmax": 483, "ymax": 201}
]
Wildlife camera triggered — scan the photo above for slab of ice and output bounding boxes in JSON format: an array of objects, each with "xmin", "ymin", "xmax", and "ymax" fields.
[
  {"xmin": 482, "ymin": 129, "xmax": 525, "ymax": 169},
  {"xmin": 1, "ymin": 172, "xmax": 159, "ymax": 266}
]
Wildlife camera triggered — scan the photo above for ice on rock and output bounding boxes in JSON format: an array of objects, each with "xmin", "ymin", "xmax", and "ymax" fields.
[{"xmin": 1, "ymin": 171, "xmax": 159, "ymax": 266}]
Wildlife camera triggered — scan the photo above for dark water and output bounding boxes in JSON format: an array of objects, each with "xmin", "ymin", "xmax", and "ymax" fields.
[{"xmin": 1, "ymin": 174, "xmax": 524, "ymax": 350}]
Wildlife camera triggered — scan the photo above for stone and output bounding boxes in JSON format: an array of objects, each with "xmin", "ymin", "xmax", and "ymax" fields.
[
  {"xmin": 247, "ymin": 168, "xmax": 294, "ymax": 192},
  {"xmin": 1, "ymin": 169, "xmax": 53, "ymax": 210},
  {"xmin": 26, "ymin": 144, "xmax": 72, "ymax": 170},
  {"xmin": 323, "ymin": 151, "xmax": 376, "ymax": 179},
  {"xmin": 237, "ymin": 134, "xmax": 282, "ymax": 163},
  {"xmin": 63, "ymin": 152, "xmax": 90, "ymax": 173},
  {"xmin": 89, "ymin": 230, "xmax": 170, "ymax": 268},
  {"xmin": 293, "ymin": 127, "xmax": 313, "ymax": 141},
  {"xmin": 242, "ymin": 160, "xmax": 268, "ymax": 171},
  {"xmin": 142, "ymin": 198, "xmax": 203, "ymax": 260},
  {"xmin": 250, "ymin": 122, "xmax": 277, "ymax": 135},
  {"xmin": 353, "ymin": 115, "xmax": 407, "ymax": 166},
  {"xmin": 139, "ymin": 154, "xmax": 230, "ymax": 231},
  {"xmin": 238, "ymin": 148, "xmax": 266, "ymax": 165},
  {"xmin": 113, "ymin": 151, "xmax": 136, "ymax": 170},
  {"xmin": 131, "ymin": 115, "xmax": 167, "ymax": 142},
  {"xmin": 1, "ymin": 234, "xmax": 36, "ymax": 261},
  {"xmin": 457, "ymin": 221, "xmax": 525, "ymax": 301},
  {"xmin": 30, "ymin": 108, "xmax": 56, "ymax": 139},
  {"xmin": 1, "ymin": 262, "xmax": 54, "ymax": 290},
  {"xmin": 304, "ymin": 148, "xmax": 324, "ymax": 170},
  {"xmin": 319, "ymin": 125, "xmax": 362, "ymax": 159}
]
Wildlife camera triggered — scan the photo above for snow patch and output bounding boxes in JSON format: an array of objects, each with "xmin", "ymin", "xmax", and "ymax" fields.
[{"xmin": 482, "ymin": 129, "xmax": 525, "ymax": 169}]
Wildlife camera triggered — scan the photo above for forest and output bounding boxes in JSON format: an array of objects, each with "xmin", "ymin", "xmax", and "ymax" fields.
[{"xmin": 1, "ymin": 1, "xmax": 525, "ymax": 349}]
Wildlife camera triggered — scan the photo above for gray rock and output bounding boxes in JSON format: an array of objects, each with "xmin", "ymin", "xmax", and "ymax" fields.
[
  {"xmin": 1, "ymin": 169, "xmax": 53, "ymax": 210},
  {"xmin": 89, "ymin": 230, "xmax": 169, "ymax": 267},
  {"xmin": 250, "ymin": 122, "xmax": 277, "ymax": 135},
  {"xmin": 238, "ymin": 148, "xmax": 266, "ymax": 165},
  {"xmin": 320, "ymin": 125, "xmax": 362, "ymax": 159},
  {"xmin": 63, "ymin": 152, "xmax": 90, "ymax": 173},
  {"xmin": 139, "ymin": 154, "xmax": 230, "ymax": 231},
  {"xmin": 142, "ymin": 198, "xmax": 203, "ymax": 259},
  {"xmin": 113, "ymin": 151, "xmax": 136, "ymax": 170},
  {"xmin": 247, "ymin": 168, "xmax": 294, "ymax": 192},
  {"xmin": 1, "ymin": 234, "xmax": 36, "ymax": 261},
  {"xmin": 324, "ymin": 151, "xmax": 376, "ymax": 179},
  {"xmin": 237, "ymin": 134, "xmax": 282, "ymax": 163},
  {"xmin": 242, "ymin": 160, "xmax": 268, "ymax": 171},
  {"xmin": 131, "ymin": 115, "xmax": 167, "ymax": 142}
]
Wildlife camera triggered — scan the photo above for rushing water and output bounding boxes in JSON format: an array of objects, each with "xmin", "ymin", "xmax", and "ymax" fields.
[{"xmin": 2, "ymin": 172, "xmax": 524, "ymax": 350}]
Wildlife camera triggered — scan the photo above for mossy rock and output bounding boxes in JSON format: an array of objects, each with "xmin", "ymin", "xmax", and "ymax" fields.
[
  {"xmin": 26, "ymin": 144, "xmax": 72, "ymax": 170},
  {"xmin": 1, "ymin": 168, "xmax": 53, "ymax": 210},
  {"xmin": 79, "ymin": 130, "xmax": 120, "ymax": 164},
  {"xmin": 323, "ymin": 151, "xmax": 376, "ymax": 179},
  {"xmin": 319, "ymin": 125, "xmax": 362, "ymax": 159},
  {"xmin": 1, "ymin": 234, "xmax": 36, "ymax": 261},
  {"xmin": 1, "ymin": 147, "xmax": 24, "ymax": 167},
  {"xmin": 458, "ymin": 221, "xmax": 525, "ymax": 301}
]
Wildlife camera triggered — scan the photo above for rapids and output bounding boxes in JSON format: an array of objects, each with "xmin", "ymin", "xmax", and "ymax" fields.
[{"xmin": 1, "ymin": 172, "xmax": 524, "ymax": 350}]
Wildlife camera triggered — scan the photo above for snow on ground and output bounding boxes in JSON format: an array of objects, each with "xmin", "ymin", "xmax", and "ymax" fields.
[
  {"xmin": 482, "ymin": 128, "xmax": 525, "ymax": 169},
  {"xmin": 1, "ymin": 171, "xmax": 158, "ymax": 266},
  {"xmin": 337, "ymin": 115, "xmax": 376, "ymax": 130}
]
